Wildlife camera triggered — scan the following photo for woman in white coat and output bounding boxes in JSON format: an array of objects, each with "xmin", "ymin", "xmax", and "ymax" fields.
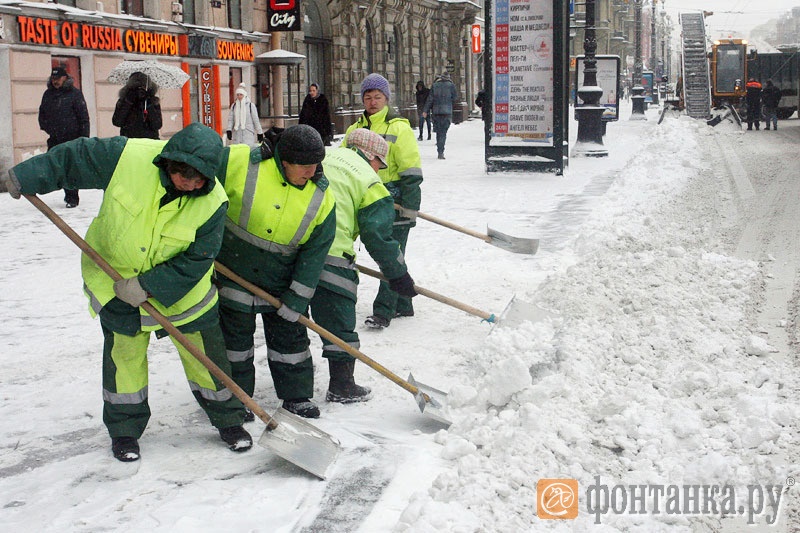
[{"xmin": 226, "ymin": 83, "xmax": 264, "ymax": 146}]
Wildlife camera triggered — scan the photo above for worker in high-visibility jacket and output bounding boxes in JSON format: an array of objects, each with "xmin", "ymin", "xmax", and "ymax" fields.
[
  {"xmin": 309, "ymin": 128, "xmax": 417, "ymax": 402},
  {"xmin": 344, "ymin": 73, "xmax": 423, "ymax": 330},
  {"xmin": 215, "ymin": 125, "xmax": 336, "ymax": 419},
  {"xmin": 3, "ymin": 123, "xmax": 251, "ymax": 462}
]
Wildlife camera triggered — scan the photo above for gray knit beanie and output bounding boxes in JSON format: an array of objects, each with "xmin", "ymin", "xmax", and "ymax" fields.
[
  {"xmin": 361, "ymin": 73, "xmax": 391, "ymax": 101},
  {"xmin": 275, "ymin": 125, "xmax": 325, "ymax": 165}
]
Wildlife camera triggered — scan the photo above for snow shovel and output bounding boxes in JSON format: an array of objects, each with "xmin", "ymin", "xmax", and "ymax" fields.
[
  {"xmin": 24, "ymin": 194, "xmax": 340, "ymax": 480},
  {"xmin": 398, "ymin": 204, "xmax": 539, "ymax": 255},
  {"xmin": 214, "ymin": 261, "xmax": 451, "ymax": 426},
  {"xmin": 355, "ymin": 263, "xmax": 544, "ymax": 328}
]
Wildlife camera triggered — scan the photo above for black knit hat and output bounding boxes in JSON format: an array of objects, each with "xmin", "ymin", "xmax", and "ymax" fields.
[{"xmin": 276, "ymin": 125, "xmax": 325, "ymax": 165}]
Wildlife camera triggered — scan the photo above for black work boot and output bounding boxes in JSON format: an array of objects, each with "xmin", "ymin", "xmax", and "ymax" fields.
[
  {"xmin": 326, "ymin": 359, "xmax": 372, "ymax": 403},
  {"xmin": 112, "ymin": 436, "xmax": 140, "ymax": 462},
  {"xmin": 282, "ymin": 399, "xmax": 320, "ymax": 418},
  {"xmin": 218, "ymin": 425, "xmax": 253, "ymax": 452}
]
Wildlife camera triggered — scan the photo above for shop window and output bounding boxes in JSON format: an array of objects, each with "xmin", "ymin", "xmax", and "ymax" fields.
[
  {"xmin": 229, "ymin": 67, "xmax": 242, "ymax": 105},
  {"xmin": 182, "ymin": 0, "xmax": 195, "ymax": 24},
  {"xmin": 256, "ymin": 64, "xmax": 270, "ymax": 118},
  {"xmin": 52, "ymin": 56, "xmax": 82, "ymax": 90},
  {"xmin": 124, "ymin": 0, "xmax": 144, "ymax": 16},
  {"xmin": 227, "ymin": 0, "xmax": 241, "ymax": 29}
]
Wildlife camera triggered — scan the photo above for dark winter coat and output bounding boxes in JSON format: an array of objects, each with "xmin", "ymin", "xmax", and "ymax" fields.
[
  {"xmin": 415, "ymin": 83, "xmax": 430, "ymax": 112},
  {"xmin": 761, "ymin": 83, "xmax": 782, "ymax": 109},
  {"xmin": 38, "ymin": 77, "xmax": 90, "ymax": 149},
  {"xmin": 424, "ymin": 75, "xmax": 458, "ymax": 116},
  {"xmin": 298, "ymin": 93, "xmax": 332, "ymax": 141},
  {"xmin": 745, "ymin": 81, "xmax": 763, "ymax": 108},
  {"xmin": 112, "ymin": 86, "xmax": 163, "ymax": 139}
]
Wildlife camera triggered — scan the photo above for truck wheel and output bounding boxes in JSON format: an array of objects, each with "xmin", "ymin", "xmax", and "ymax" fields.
[{"xmin": 776, "ymin": 108, "xmax": 795, "ymax": 120}]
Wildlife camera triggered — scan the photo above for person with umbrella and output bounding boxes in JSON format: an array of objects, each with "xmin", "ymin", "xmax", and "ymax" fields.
[{"xmin": 112, "ymin": 72, "xmax": 163, "ymax": 139}]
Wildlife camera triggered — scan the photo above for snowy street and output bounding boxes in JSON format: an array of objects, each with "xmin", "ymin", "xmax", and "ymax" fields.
[{"xmin": 1, "ymin": 106, "xmax": 799, "ymax": 532}]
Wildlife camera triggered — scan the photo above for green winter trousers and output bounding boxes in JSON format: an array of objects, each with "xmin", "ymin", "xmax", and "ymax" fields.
[
  {"xmin": 219, "ymin": 304, "xmax": 314, "ymax": 400},
  {"xmin": 372, "ymin": 224, "xmax": 413, "ymax": 321},
  {"xmin": 310, "ymin": 280, "xmax": 360, "ymax": 362},
  {"xmin": 101, "ymin": 323, "xmax": 245, "ymax": 439}
]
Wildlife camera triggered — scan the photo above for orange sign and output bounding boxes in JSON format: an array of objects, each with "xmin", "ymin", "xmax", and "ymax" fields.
[
  {"xmin": 537, "ymin": 479, "xmax": 579, "ymax": 520},
  {"xmin": 199, "ymin": 66, "xmax": 216, "ymax": 130},
  {"xmin": 217, "ymin": 40, "xmax": 254, "ymax": 61},
  {"xmin": 471, "ymin": 24, "xmax": 481, "ymax": 54},
  {"xmin": 17, "ymin": 16, "xmax": 178, "ymax": 55}
]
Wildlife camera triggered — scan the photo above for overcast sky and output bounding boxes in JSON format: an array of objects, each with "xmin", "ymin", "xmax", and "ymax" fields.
[{"xmin": 663, "ymin": 0, "xmax": 799, "ymax": 39}]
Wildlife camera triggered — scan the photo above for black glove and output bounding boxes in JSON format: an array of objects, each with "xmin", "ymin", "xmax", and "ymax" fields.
[
  {"xmin": 226, "ymin": 130, "xmax": 232, "ymax": 141},
  {"xmin": 389, "ymin": 273, "xmax": 417, "ymax": 298},
  {"xmin": 257, "ymin": 133, "xmax": 264, "ymax": 142}
]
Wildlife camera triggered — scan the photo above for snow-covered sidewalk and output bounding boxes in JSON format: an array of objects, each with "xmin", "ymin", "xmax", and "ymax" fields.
[{"xmin": 1, "ymin": 109, "xmax": 797, "ymax": 532}]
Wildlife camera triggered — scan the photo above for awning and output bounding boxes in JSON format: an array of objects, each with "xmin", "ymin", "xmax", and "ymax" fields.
[{"xmin": 255, "ymin": 49, "xmax": 306, "ymax": 65}]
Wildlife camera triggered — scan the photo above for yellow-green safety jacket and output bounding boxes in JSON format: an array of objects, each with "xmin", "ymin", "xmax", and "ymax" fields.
[
  {"xmin": 7, "ymin": 126, "xmax": 229, "ymax": 334},
  {"xmin": 318, "ymin": 147, "xmax": 407, "ymax": 299},
  {"xmin": 82, "ymin": 140, "xmax": 227, "ymax": 330},
  {"xmin": 215, "ymin": 144, "xmax": 336, "ymax": 313},
  {"xmin": 344, "ymin": 105, "xmax": 423, "ymax": 225}
]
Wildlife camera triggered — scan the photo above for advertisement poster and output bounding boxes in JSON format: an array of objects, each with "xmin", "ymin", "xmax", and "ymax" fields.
[
  {"xmin": 641, "ymin": 71, "xmax": 654, "ymax": 103},
  {"xmin": 491, "ymin": 0, "xmax": 554, "ymax": 146},
  {"xmin": 575, "ymin": 55, "xmax": 620, "ymax": 121}
]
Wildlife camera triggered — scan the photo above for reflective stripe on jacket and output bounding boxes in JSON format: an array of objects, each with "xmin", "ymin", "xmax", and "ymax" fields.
[
  {"xmin": 82, "ymin": 139, "xmax": 228, "ymax": 331},
  {"xmin": 216, "ymin": 144, "xmax": 336, "ymax": 313}
]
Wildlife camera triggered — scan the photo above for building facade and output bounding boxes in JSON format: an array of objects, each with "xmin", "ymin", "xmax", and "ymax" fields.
[{"xmin": 0, "ymin": 0, "xmax": 481, "ymax": 176}]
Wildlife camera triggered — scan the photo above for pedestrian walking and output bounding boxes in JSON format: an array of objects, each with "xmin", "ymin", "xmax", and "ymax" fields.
[
  {"xmin": 423, "ymin": 72, "xmax": 458, "ymax": 159},
  {"xmin": 112, "ymin": 71, "xmax": 163, "ymax": 139},
  {"xmin": 226, "ymin": 83, "xmax": 264, "ymax": 146},
  {"xmin": 761, "ymin": 79, "xmax": 781, "ymax": 131},
  {"xmin": 3, "ymin": 123, "xmax": 252, "ymax": 462},
  {"xmin": 216, "ymin": 125, "xmax": 336, "ymax": 419},
  {"xmin": 299, "ymin": 83, "xmax": 333, "ymax": 146},
  {"xmin": 38, "ymin": 65, "xmax": 90, "ymax": 208},
  {"xmin": 309, "ymin": 128, "xmax": 417, "ymax": 403},
  {"xmin": 415, "ymin": 81, "xmax": 432, "ymax": 141},
  {"xmin": 745, "ymin": 78, "xmax": 763, "ymax": 131},
  {"xmin": 344, "ymin": 73, "xmax": 423, "ymax": 330}
]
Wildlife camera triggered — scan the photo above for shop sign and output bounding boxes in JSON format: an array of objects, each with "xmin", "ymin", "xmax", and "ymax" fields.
[
  {"xmin": 199, "ymin": 66, "xmax": 216, "ymax": 130},
  {"xmin": 217, "ymin": 40, "xmax": 254, "ymax": 61},
  {"xmin": 267, "ymin": 0, "xmax": 301, "ymax": 32},
  {"xmin": 16, "ymin": 16, "xmax": 178, "ymax": 55}
]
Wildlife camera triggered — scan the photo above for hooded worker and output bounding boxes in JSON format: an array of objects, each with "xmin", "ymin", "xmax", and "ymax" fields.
[{"xmin": 3, "ymin": 123, "xmax": 252, "ymax": 462}]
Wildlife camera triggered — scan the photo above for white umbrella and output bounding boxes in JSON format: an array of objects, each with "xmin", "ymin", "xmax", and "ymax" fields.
[{"xmin": 107, "ymin": 59, "xmax": 189, "ymax": 89}]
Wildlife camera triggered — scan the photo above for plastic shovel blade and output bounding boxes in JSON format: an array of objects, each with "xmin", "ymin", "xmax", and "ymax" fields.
[
  {"xmin": 408, "ymin": 373, "xmax": 452, "ymax": 427},
  {"xmin": 486, "ymin": 227, "xmax": 539, "ymax": 255},
  {"xmin": 258, "ymin": 407, "xmax": 340, "ymax": 480}
]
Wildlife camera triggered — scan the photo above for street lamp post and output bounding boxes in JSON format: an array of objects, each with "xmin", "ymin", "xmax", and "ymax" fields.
[
  {"xmin": 630, "ymin": 0, "xmax": 647, "ymax": 119},
  {"xmin": 650, "ymin": 0, "xmax": 659, "ymax": 104},
  {"xmin": 573, "ymin": 0, "xmax": 608, "ymax": 157}
]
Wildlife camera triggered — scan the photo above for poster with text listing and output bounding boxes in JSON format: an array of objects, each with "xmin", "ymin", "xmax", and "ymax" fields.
[{"xmin": 492, "ymin": 0, "xmax": 554, "ymax": 146}]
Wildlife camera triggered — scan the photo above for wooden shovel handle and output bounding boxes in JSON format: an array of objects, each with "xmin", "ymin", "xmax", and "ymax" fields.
[
  {"xmin": 396, "ymin": 203, "xmax": 492, "ymax": 243},
  {"xmin": 24, "ymin": 194, "xmax": 278, "ymax": 430},
  {"xmin": 355, "ymin": 263, "xmax": 496, "ymax": 322},
  {"xmin": 213, "ymin": 261, "xmax": 431, "ymax": 400}
]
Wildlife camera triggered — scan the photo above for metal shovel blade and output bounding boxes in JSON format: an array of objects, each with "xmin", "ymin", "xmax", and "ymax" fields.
[
  {"xmin": 408, "ymin": 373, "xmax": 452, "ymax": 426},
  {"xmin": 258, "ymin": 407, "xmax": 341, "ymax": 480},
  {"xmin": 493, "ymin": 295, "xmax": 555, "ymax": 330},
  {"xmin": 486, "ymin": 226, "xmax": 539, "ymax": 255}
]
